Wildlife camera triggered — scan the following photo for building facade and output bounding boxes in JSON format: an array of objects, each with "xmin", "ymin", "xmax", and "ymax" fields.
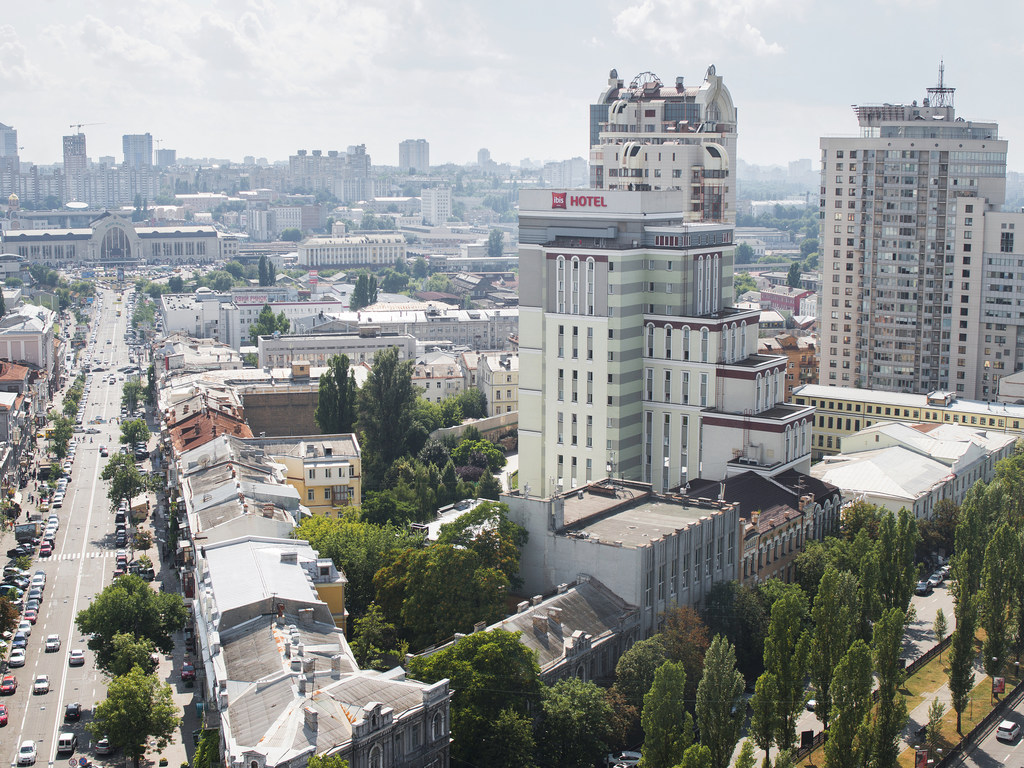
[
  {"xmin": 296, "ymin": 234, "xmax": 406, "ymax": 268},
  {"xmin": 122, "ymin": 133, "xmax": 153, "ymax": 168},
  {"xmin": 517, "ymin": 188, "xmax": 813, "ymax": 497},
  {"xmin": 818, "ymin": 70, "xmax": 1009, "ymax": 395},
  {"xmin": 398, "ymin": 139, "xmax": 430, "ymax": 173},
  {"xmin": 420, "ymin": 187, "xmax": 451, "ymax": 226},
  {"xmin": 479, "ymin": 353, "xmax": 519, "ymax": 416}
]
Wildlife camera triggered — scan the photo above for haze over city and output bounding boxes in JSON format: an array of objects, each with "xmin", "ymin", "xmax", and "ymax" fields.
[{"xmin": 3, "ymin": 0, "xmax": 1023, "ymax": 168}]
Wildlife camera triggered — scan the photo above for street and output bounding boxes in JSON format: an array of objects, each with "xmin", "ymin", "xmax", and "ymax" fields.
[
  {"xmin": 956, "ymin": 703, "xmax": 1024, "ymax": 767},
  {"xmin": 3, "ymin": 286, "xmax": 137, "ymax": 767}
]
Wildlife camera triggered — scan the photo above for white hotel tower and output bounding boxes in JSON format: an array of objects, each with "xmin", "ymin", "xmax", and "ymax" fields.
[{"xmin": 517, "ymin": 68, "xmax": 814, "ymax": 496}]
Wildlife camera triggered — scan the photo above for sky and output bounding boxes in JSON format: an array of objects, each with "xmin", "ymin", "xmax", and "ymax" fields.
[{"xmin": 3, "ymin": 0, "xmax": 1023, "ymax": 171}]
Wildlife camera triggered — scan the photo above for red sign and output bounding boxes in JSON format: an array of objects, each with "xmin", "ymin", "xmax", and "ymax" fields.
[
  {"xmin": 551, "ymin": 193, "xmax": 608, "ymax": 209},
  {"xmin": 993, "ymin": 676, "xmax": 1005, "ymax": 694},
  {"xmin": 914, "ymin": 750, "xmax": 928, "ymax": 768}
]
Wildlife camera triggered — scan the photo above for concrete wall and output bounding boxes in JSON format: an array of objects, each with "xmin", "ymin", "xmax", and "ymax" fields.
[{"xmin": 242, "ymin": 390, "xmax": 319, "ymax": 437}]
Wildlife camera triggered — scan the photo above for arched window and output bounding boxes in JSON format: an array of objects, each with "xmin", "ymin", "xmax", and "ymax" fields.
[
  {"xmin": 664, "ymin": 325, "xmax": 672, "ymax": 359},
  {"xmin": 756, "ymin": 374, "xmax": 762, "ymax": 411},
  {"xmin": 432, "ymin": 712, "xmax": 445, "ymax": 741},
  {"xmin": 586, "ymin": 258, "xmax": 596, "ymax": 316},
  {"xmin": 771, "ymin": 372, "xmax": 779, "ymax": 406},
  {"xmin": 369, "ymin": 745, "xmax": 383, "ymax": 768},
  {"xmin": 728, "ymin": 323, "xmax": 736, "ymax": 362},
  {"xmin": 646, "ymin": 323, "xmax": 655, "ymax": 357},
  {"xmin": 785, "ymin": 426, "xmax": 791, "ymax": 462},
  {"xmin": 711, "ymin": 255, "xmax": 720, "ymax": 311},
  {"xmin": 700, "ymin": 328, "xmax": 709, "ymax": 363},
  {"xmin": 682, "ymin": 326, "xmax": 690, "ymax": 360},
  {"xmin": 696, "ymin": 256, "xmax": 705, "ymax": 314},
  {"xmin": 101, "ymin": 226, "xmax": 132, "ymax": 261},
  {"xmin": 571, "ymin": 257, "xmax": 580, "ymax": 314}
]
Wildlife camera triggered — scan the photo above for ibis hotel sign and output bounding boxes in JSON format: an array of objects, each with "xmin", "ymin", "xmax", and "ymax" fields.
[{"xmin": 552, "ymin": 192, "xmax": 608, "ymax": 209}]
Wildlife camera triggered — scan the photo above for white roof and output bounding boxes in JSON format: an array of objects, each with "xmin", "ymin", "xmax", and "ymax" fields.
[
  {"xmin": 795, "ymin": 383, "xmax": 1024, "ymax": 420},
  {"xmin": 810, "ymin": 446, "xmax": 952, "ymax": 504}
]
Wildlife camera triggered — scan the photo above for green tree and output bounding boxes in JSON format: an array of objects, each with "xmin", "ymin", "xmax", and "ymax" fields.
[
  {"xmin": 800, "ymin": 238, "xmax": 819, "ymax": 258},
  {"xmin": 407, "ymin": 630, "xmax": 540, "ymax": 768},
  {"xmin": 358, "ymin": 347, "xmax": 418, "ymax": 488},
  {"xmin": 933, "ymin": 608, "xmax": 948, "ymax": 657},
  {"xmin": 280, "ymin": 228, "xmax": 302, "ymax": 242},
  {"xmin": 749, "ymin": 672, "xmax": 779, "ymax": 768},
  {"xmin": 168, "ymin": 275, "xmax": 184, "ymax": 293},
  {"xmin": 314, "ymin": 354, "xmax": 356, "ymax": 434},
  {"xmin": 50, "ymin": 414, "xmax": 74, "ymax": 460},
  {"xmin": 702, "ymin": 580, "xmax": 768, "ymax": 682},
  {"xmin": 121, "ymin": 380, "xmax": 145, "ymax": 417},
  {"xmin": 486, "ymin": 709, "xmax": 537, "ymax": 768},
  {"xmin": 455, "ymin": 388, "xmax": 488, "ymax": 419},
  {"xmin": 614, "ymin": 635, "xmax": 668, "ymax": 710},
  {"xmin": 734, "ymin": 272, "xmax": 757, "ymax": 295},
  {"xmin": 349, "ymin": 603, "xmax": 406, "ymax": 671},
  {"xmin": 981, "ymin": 521, "xmax": 1019, "ymax": 677},
  {"xmin": 247, "ymin": 303, "xmax": 287, "ymax": 344},
  {"xmin": 540, "ymin": 678, "xmax": 616, "ymax": 768},
  {"xmin": 824, "ymin": 640, "xmax": 873, "ymax": 768},
  {"xmin": 351, "ymin": 273, "xmax": 379, "ymax": 311},
  {"xmin": 678, "ymin": 745, "xmax": 713, "ymax": 768},
  {"xmin": 876, "ymin": 508, "xmax": 920, "ymax": 614},
  {"xmin": 477, "ymin": 471, "xmax": 502, "ymax": 499},
  {"xmin": 451, "ymin": 438, "xmax": 507, "ymax": 472},
  {"xmin": 293, "ymin": 515, "xmax": 421, "ymax": 621},
  {"xmin": 735, "ymin": 741, "xmax": 756, "ymax": 768},
  {"xmin": 810, "ymin": 567, "xmax": 859, "ymax": 729},
  {"xmin": 76, "ymin": 575, "xmax": 187, "ymax": 667},
  {"xmin": 258, "ymin": 255, "xmax": 269, "ymax": 285},
  {"xmin": 638, "ymin": 661, "xmax": 694, "ymax": 768},
  {"xmin": 102, "ymin": 453, "xmax": 148, "ymax": 511},
  {"xmin": 696, "ymin": 635, "xmax": 745, "ymax": 768},
  {"xmin": 224, "ymin": 261, "xmax": 245, "ymax": 279},
  {"xmin": 735, "ymin": 242, "xmax": 755, "ymax": 265},
  {"xmin": 763, "ymin": 590, "xmax": 810, "ymax": 751},
  {"xmin": 948, "ymin": 592, "xmax": 978, "ymax": 733},
  {"xmin": 927, "ymin": 699, "xmax": 946, "ymax": 755},
  {"xmin": 413, "ymin": 257, "xmax": 428, "ymax": 278},
  {"xmin": 487, "ymin": 228, "xmax": 504, "ymax": 258},
  {"xmin": 87, "ymin": 665, "xmax": 179, "ymax": 768},
  {"xmin": 120, "ymin": 417, "xmax": 150, "ymax": 446},
  {"xmin": 436, "ymin": 501, "xmax": 527, "ymax": 585},
  {"xmin": 868, "ymin": 608, "xmax": 908, "ymax": 768},
  {"xmin": 104, "ymin": 632, "xmax": 158, "ymax": 677},
  {"xmin": 191, "ymin": 728, "xmax": 221, "ymax": 768},
  {"xmin": 786, "ymin": 262, "xmax": 801, "ymax": 288}
]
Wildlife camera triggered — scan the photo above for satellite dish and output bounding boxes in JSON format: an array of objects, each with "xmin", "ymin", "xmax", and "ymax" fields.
[{"xmin": 65, "ymin": 201, "xmax": 88, "ymax": 209}]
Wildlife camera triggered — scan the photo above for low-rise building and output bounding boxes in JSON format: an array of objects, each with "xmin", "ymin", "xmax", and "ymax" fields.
[
  {"xmin": 0, "ymin": 304, "xmax": 56, "ymax": 392},
  {"xmin": 758, "ymin": 285, "xmax": 812, "ymax": 315},
  {"xmin": 296, "ymin": 233, "xmax": 406, "ymax": 268},
  {"xmin": 809, "ymin": 421, "xmax": 1016, "ymax": 519},
  {"xmin": 793, "ymin": 384, "xmax": 1024, "ymax": 459},
  {"xmin": 257, "ymin": 331, "xmax": 417, "ymax": 369},
  {"xmin": 759, "ymin": 335, "xmax": 818, "ymax": 402},
  {"xmin": 313, "ymin": 304, "xmax": 518, "ymax": 351},
  {"xmin": 412, "ymin": 353, "xmax": 464, "ymax": 404},
  {"xmin": 151, "ymin": 334, "xmax": 244, "ymax": 374},
  {"xmin": 478, "ymin": 353, "xmax": 518, "ymax": 416},
  {"xmin": 243, "ymin": 434, "xmax": 361, "ymax": 516}
]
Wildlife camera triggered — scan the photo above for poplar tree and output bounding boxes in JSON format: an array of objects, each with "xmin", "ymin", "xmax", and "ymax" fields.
[
  {"xmin": 810, "ymin": 567, "xmax": 859, "ymax": 729},
  {"xmin": 638, "ymin": 661, "xmax": 693, "ymax": 768},
  {"xmin": 824, "ymin": 640, "xmax": 872, "ymax": 768},
  {"xmin": 695, "ymin": 635, "xmax": 745, "ymax": 768}
]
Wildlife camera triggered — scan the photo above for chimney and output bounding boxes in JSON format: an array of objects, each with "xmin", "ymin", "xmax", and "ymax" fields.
[
  {"xmin": 330, "ymin": 654, "xmax": 343, "ymax": 679},
  {"xmin": 530, "ymin": 595, "xmax": 543, "ymax": 606},
  {"xmin": 298, "ymin": 607, "xmax": 314, "ymax": 625},
  {"xmin": 532, "ymin": 615, "xmax": 547, "ymax": 636},
  {"xmin": 303, "ymin": 706, "xmax": 318, "ymax": 732}
]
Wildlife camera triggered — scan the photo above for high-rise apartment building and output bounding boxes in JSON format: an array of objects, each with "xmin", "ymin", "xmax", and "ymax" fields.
[
  {"xmin": 587, "ymin": 67, "xmax": 737, "ymax": 223},
  {"xmin": 0, "ymin": 124, "xmax": 17, "ymax": 197},
  {"xmin": 0, "ymin": 124, "xmax": 17, "ymax": 158},
  {"xmin": 122, "ymin": 133, "xmax": 153, "ymax": 168},
  {"xmin": 420, "ymin": 186, "xmax": 452, "ymax": 226},
  {"xmin": 518, "ymin": 67, "xmax": 812, "ymax": 496},
  {"xmin": 155, "ymin": 148, "xmax": 177, "ymax": 168},
  {"xmin": 818, "ymin": 69, "xmax": 1010, "ymax": 395},
  {"xmin": 62, "ymin": 133, "xmax": 87, "ymax": 203},
  {"xmin": 398, "ymin": 139, "xmax": 429, "ymax": 173}
]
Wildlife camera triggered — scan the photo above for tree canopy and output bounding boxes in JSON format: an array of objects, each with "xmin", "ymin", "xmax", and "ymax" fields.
[
  {"xmin": 314, "ymin": 354, "xmax": 357, "ymax": 434},
  {"xmin": 87, "ymin": 665, "xmax": 179, "ymax": 768}
]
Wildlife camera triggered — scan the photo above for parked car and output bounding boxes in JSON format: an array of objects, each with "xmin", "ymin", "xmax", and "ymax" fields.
[
  {"xmin": 68, "ymin": 649, "xmax": 85, "ymax": 667},
  {"xmin": 915, "ymin": 580, "xmax": 933, "ymax": 596},
  {"xmin": 0, "ymin": 674, "xmax": 17, "ymax": 694},
  {"xmin": 181, "ymin": 662, "xmax": 196, "ymax": 681},
  {"xmin": 997, "ymin": 719, "xmax": 1021, "ymax": 742}
]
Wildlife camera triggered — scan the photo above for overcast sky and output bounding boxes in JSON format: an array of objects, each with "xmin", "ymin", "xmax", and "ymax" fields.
[{"xmin": 3, "ymin": 0, "xmax": 1022, "ymax": 170}]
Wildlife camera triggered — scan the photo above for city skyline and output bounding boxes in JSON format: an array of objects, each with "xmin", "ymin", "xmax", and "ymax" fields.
[{"xmin": 2, "ymin": 0, "xmax": 1022, "ymax": 170}]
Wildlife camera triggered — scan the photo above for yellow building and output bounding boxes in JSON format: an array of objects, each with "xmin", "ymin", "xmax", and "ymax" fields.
[
  {"xmin": 480, "ymin": 353, "xmax": 519, "ymax": 416},
  {"xmin": 244, "ymin": 434, "xmax": 361, "ymax": 516},
  {"xmin": 793, "ymin": 384, "xmax": 1024, "ymax": 460}
]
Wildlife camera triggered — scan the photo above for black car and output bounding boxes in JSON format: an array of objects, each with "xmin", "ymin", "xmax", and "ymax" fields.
[
  {"xmin": 7, "ymin": 545, "xmax": 32, "ymax": 559},
  {"xmin": 65, "ymin": 702, "xmax": 81, "ymax": 721}
]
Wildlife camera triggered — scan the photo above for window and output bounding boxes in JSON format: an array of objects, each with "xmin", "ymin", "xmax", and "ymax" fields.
[
  {"xmin": 324, "ymin": 488, "xmax": 331, "ymax": 500},
  {"xmin": 307, "ymin": 489, "xmax": 315, "ymax": 501},
  {"xmin": 308, "ymin": 469, "xmax": 315, "ymax": 479}
]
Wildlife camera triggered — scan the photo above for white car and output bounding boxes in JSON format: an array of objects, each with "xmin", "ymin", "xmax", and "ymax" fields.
[
  {"xmin": 32, "ymin": 674, "xmax": 49, "ymax": 694},
  {"xmin": 18, "ymin": 619, "xmax": 31, "ymax": 636},
  {"xmin": 997, "ymin": 719, "xmax": 1021, "ymax": 742},
  {"xmin": 45, "ymin": 634, "xmax": 61, "ymax": 652},
  {"xmin": 17, "ymin": 740, "xmax": 36, "ymax": 765},
  {"xmin": 9, "ymin": 648, "xmax": 26, "ymax": 667}
]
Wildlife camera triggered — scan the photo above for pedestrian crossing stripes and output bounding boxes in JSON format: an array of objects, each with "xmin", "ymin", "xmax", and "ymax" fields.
[{"xmin": 47, "ymin": 551, "xmax": 118, "ymax": 561}]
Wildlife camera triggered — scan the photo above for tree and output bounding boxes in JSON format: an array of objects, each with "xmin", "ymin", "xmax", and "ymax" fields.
[
  {"xmin": 539, "ymin": 678, "xmax": 617, "ymax": 768},
  {"xmin": 407, "ymin": 630, "xmax": 540, "ymax": 768},
  {"xmin": 614, "ymin": 635, "xmax": 668, "ymax": 711},
  {"xmin": 800, "ymin": 238, "xmax": 819, "ymax": 258},
  {"xmin": 824, "ymin": 640, "xmax": 873, "ymax": 768},
  {"xmin": 477, "ymin": 471, "xmax": 502, "ymax": 499},
  {"xmin": 762, "ymin": 590, "xmax": 810, "ymax": 751},
  {"xmin": 487, "ymin": 228, "xmax": 504, "ymax": 258},
  {"xmin": 248, "ymin": 303, "xmax": 285, "ymax": 345},
  {"xmin": 696, "ymin": 635, "xmax": 745, "ymax": 768},
  {"xmin": 927, "ymin": 699, "xmax": 946, "ymax": 755},
  {"xmin": 810, "ymin": 567, "xmax": 859, "ymax": 729},
  {"xmin": 75, "ymin": 574, "xmax": 187, "ymax": 668},
  {"xmin": 980, "ymin": 521, "xmax": 1019, "ymax": 677},
  {"xmin": 358, "ymin": 347, "xmax": 418, "ymax": 488},
  {"xmin": 306, "ymin": 755, "xmax": 348, "ymax": 768},
  {"xmin": 50, "ymin": 414, "xmax": 74, "ymax": 460},
  {"xmin": 105, "ymin": 632, "xmax": 158, "ymax": 677},
  {"xmin": 373, "ymin": 543, "xmax": 510, "ymax": 647},
  {"xmin": 933, "ymin": 608, "xmax": 948, "ymax": 657},
  {"xmin": 258, "ymin": 255, "xmax": 269, "ymax": 285},
  {"xmin": 280, "ymin": 228, "xmax": 302, "ymax": 242},
  {"xmin": 735, "ymin": 740, "xmax": 756, "ymax": 768},
  {"xmin": 168, "ymin": 275, "xmax": 184, "ymax": 293},
  {"xmin": 349, "ymin": 603, "xmax": 406, "ymax": 671},
  {"xmin": 661, "ymin": 604, "xmax": 711, "ymax": 708},
  {"xmin": 224, "ymin": 261, "xmax": 245, "ymax": 279},
  {"xmin": 678, "ymin": 745, "xmax": 713, "ymax": 768},
  {"xmin": 786, "ymin": 262, "xmax": 801, "ymax": 288},
  {"xmin": 87, "ymin": 665, "xmax": 179, "ymax": 768},
  {"xmin": 314, "ymin": 354, "xmax": 356, "ymax": 434},
  {"xmin": 948, "ymin": 592, "xmax": 978, "ymax": 733},
  {"xmin": 436, "ymin": 501, "xmax": 527, "ymax": 585},
  {"xmin": 192, "ymin": 728, "xmax": 221, "ymax": 768},
  {"xmin": 749, "ymin": 672, "xmax": 779, "ymax": 768},
  {"xmin": 876, "ymin": 508, "xmax": 920, "ymax": 614},
  {"xmin": 917, "ymin": 499, "xmax": 958, "ymax": 562},
  {"xmin": 120, "ymin": 417, "xmax": 150, "ymax": 446},
  {"xmin": 702, "ymin": 580, "xmax": 768, "ymax": 682},
  {"xmin": 413, "ymin": 257, "xmax": 428, "ymax": 278},
  {"xmin": 455, "ymin": 388, "xmax": 488, "ymax": 419},
  {"xmin": 0, "ymin": 596, "xmax": 19, "ymax": 636},
  {"xmin": 351, "ymin": 273, "xmax": 379, "ymax": 311},
  {"xmin": 638, "ymin": 661, "xmax": 693, "ymax": 768},
  {"xmin": 868, "ymin": 608, "xmax": 908, "ymax": 768},
  {"xmin": 735, "ymin": 242, "xmax": 755, "ymax": 265},
  {"xmin": 451, "ymin": 438, "xmax": 507, "ymax": 472},
  {"xmin": 102, "ymin": 453, "xmax": 148, "ymax": 511},
  {"xmin": 734, "ymin": 272, "xmax": 757, "ymax": 296}
]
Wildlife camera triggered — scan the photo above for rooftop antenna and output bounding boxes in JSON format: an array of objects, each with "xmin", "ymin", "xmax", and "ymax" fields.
[{"xmin": 927, "ymin": 60, "xmax": 955, "ymax": 109}]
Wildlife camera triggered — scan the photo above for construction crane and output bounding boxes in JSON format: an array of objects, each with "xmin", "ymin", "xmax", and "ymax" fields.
[{"xmin": 69, "ymin": 122, "xmax": 103, "ymax": 134}]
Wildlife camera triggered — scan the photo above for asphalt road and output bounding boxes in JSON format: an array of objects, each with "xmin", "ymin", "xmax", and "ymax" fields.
[
  {"xmin": 956, "ymin": 701, "xmax": 1024, "ymax": 767},
  {"xmin": 4, "ymin": 286, "xmax": 137, "ymax": 768}
]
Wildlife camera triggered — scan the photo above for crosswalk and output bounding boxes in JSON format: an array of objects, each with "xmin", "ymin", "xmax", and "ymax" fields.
[{"xmin": 45, "ymin": 551, "xmax": 119, "ymax": 562}]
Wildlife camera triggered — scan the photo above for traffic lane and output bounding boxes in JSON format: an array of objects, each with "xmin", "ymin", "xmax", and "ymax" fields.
[
  {"xmin": 904, "ymin": 581, "xmax": 957, "ymax": 662},
  {"xmin": 957, "ymin": 705, "xmax": 1024, "ymax": 767}
]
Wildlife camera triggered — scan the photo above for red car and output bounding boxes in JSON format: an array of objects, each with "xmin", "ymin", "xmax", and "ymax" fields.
[
  {"xmin": 22, "ymin": 610, "xmax": 37, "ymax": 625},
  {"xmin": 0, "ymin": 675, "xmax": 16, "ymax": 695},
  {"xmin": 39, "ymin": 542, "xmax": 52, "ymax": 557},
  {"xmin": 180, "ymin": 662, "xmax": 196, "ymax": 681},
  {"xmin": 0, "ymin": 702, "xmax": 8, "ymax": 725}
]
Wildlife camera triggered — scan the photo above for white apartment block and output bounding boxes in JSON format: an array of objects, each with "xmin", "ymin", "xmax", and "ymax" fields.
[
  {"xmin": 818, "ymin": 70, "xmax": 1009, "ymax": 395},
  {"xmin": 257, "ymin": 332, "xmax": 417, "ymax": 368},
  {"xmin": 517, "ymin": 188, "xmax": 813, "ymax": 497},
  {"xmin": 588, "ymin": 66, "xmax": 737, "ymax": 223},
  {"xmin": 420, "ymin": 186, "xmax": 452, "ymax": 226},
  {"xmin": 479, "ymin": 353, "xmax": 519, "ymax": 416},
  {"xmin": 296, "ymin": 233, "xmax": 406, "ymax": 268},
  {"xmin": 316, "ymin": 305, "xmax": 518, "ymax": 351},
  {"xmin": 398, "ymin": 139, "xmax": 430, "ymax": 173}
]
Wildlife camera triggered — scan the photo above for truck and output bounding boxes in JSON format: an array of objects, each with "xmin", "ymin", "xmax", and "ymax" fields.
[{"xmin": 15, "ymin": 522, "xmax": 40, "ymax": 543}]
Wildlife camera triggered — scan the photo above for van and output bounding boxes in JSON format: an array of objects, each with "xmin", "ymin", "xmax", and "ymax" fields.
[{"xmin": 56, "ymin": 733, "xmax": 77, "ymax": 754}]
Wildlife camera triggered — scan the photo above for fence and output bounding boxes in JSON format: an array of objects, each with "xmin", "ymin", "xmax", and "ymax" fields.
[{"xmin": 934, "ymin": 675, "xmax": 1024, "ymax": 767}]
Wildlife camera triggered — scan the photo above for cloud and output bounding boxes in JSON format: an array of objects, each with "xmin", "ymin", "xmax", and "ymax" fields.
[
  {"xmin": 613, "ymin": 0, "xmax": 789, "ymax": 57},
  {"xmin": 77, "ymin": 15, "xmax": 173, "ymax": 69},
  {"xmin": 0, "ymin": 25, "xmax": 43, "ymax": 87}
]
